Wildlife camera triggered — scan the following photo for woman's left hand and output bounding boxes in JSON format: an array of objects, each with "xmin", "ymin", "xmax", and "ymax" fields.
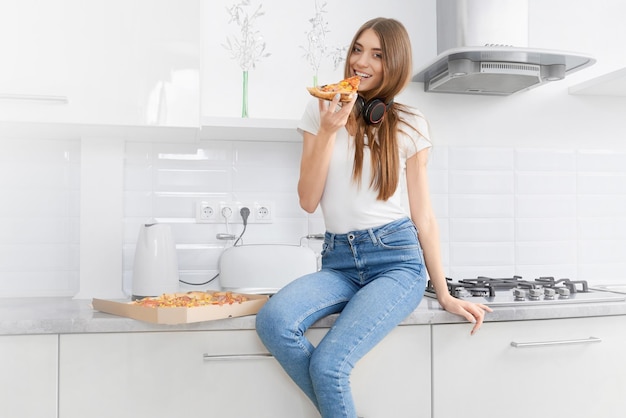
[{"xmin": 437, "ymin": 295, "xmax": 493, "ymax": 335}]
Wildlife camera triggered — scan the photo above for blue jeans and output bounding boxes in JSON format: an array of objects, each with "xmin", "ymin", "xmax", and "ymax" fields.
[{"xmin": 255, "ymin": 217, "xmax": 427, "ymax": 418}]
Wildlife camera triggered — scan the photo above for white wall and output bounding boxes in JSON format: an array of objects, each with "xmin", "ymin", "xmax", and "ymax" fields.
[
  {"xmin": 201, "ymin": 0, "xmax": 436, "ymax": 120},
  {"xmin": 1, "ymin": 0, "xmax": 626, "ymax": 298}
]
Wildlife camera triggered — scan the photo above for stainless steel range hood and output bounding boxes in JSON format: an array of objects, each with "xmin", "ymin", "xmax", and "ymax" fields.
[{"xmin": 413, "ymin": 0, "xmax": 596, "ymax": 95}]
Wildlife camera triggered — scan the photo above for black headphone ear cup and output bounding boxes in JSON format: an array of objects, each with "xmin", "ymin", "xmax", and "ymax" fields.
[
  {"xmin": 356, "ymin": 95, "xmax": 365, "ymax": 114},
  {"xmin": 362, "ymin": 99, "xmax": 387, "ymax": 125}
]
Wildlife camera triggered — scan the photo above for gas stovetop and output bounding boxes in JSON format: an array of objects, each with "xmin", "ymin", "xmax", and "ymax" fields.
[{"xmin": 425, "ymin": 276, "xmax": 626, "ymax": 307}]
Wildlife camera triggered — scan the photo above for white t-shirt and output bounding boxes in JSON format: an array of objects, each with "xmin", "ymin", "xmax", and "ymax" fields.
[{"xmin": 298, "ymin": 98, "xmax": 432, "ymax": 234}]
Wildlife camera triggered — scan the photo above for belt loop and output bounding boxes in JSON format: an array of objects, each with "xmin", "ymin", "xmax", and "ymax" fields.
[
  {"xmin": 328, "ymin": 233, "xmax": 335, "ymax": 250},
  {"xmin": 368, "ymin": 228, "xmax": 377, "ymax": 245}
]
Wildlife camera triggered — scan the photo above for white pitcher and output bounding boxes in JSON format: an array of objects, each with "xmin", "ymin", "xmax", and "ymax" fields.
[{"xmin": 132, "ymin": 223, "xmax": 179, "ymax": 299}]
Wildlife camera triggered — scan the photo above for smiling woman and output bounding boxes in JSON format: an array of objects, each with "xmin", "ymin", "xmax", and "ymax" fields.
[{"xmin": 255, "ymin": 17, "xmax": 491, "ymax": 418}]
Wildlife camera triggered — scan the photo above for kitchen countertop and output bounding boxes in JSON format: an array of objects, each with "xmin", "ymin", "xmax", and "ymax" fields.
[{"xmin": 2, "ymin": 295, "xmax": 626, "ymax": 336}]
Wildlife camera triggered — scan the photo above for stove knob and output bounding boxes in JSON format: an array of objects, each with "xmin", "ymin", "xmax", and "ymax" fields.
[
  {"xmin": 513, "ymin": 288, "xmax": 526, "ymax": 301},
  {"xmin": 557, "ymin": 287, "xmax": 571, "ymax": 299},
  {"xmin": 544, "ymin": 288, "xmax": 556, "ymax": 300},
  {"xmin": 528, "ymin": 288, "xmax": 542, "ymax": 300}
]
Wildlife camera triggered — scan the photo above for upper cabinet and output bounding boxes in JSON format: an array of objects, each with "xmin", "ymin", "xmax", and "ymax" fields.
[
  {"xmin": 0, "ymin": 0, "xmax": 200, "ymax": 127},
  {"xmin": 569, "ymin": 67, "xmax": 626, "ymax": 96}
]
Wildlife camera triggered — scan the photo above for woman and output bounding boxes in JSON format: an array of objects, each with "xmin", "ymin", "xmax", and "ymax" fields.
[{"xmin": 255, "ymin": 17, "xmax": 492, "ymax": 418}]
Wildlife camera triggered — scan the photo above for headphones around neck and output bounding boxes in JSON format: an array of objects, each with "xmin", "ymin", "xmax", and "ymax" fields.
[{"xmin": 356, "ymin": 95, "xmax": 394, "ymax": 125}]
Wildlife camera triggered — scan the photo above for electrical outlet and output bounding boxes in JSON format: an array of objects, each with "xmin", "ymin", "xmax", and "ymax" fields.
[
  {"xmin": 219, "ymin": 202, "xmax": 237, "ymax": 221},
  {"xmin": 231, "ymin": 201, "xmax": 257, "ymax": 224},
  {"xmin": 196, "ymin": 201, "xmax": 218, "ymax": 223},
  {"xmin": 197, "ymin": 201, "xmax": 273, "ymax": 224},
  {"xmin": 254, "ymin": 202, "xmax": 273, "ymax": 223}
]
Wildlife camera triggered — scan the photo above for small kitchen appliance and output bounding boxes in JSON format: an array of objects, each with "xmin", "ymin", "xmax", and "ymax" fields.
[
  {"xmin": 132, "ymin": 223, "xmax": 179, "ymax": 300},
  {"xmin": 219, "ymin": 244, "xmax": 318, "ymax": 294},
  {"xmin": 425, "ymin": 276, "xmax": 626, "ymax": 307}
]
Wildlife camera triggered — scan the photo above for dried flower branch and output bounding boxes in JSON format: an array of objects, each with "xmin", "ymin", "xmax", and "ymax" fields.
[
  {"xmin": 223, "ymin": 0, "xmax": 270, "ymax": 71},
  {"xmin": 301, "ymin": 1, "xmax": 348, "ymax": 84},
  {"xmin": 301, "ymin": 1, "xmax": 330, "ymax": 75}
]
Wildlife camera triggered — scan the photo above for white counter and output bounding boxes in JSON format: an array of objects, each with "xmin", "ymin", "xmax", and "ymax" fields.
[{"xmin": 2, "ymin": 296, "xmax": 626, "ymax": 336}]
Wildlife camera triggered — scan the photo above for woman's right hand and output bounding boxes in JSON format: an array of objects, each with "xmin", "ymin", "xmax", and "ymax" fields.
[{"xmin": 318, "ymin": 93, "xmax": 358, "ymax": 135}]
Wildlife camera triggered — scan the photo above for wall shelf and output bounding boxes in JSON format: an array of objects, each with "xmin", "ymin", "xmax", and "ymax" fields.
[
  {"xmin": 199, "ymin": 117, "xmax": 300, "ymax": 142},
  {"xmin": 569, "ymin": 67, "xmax": 626, "ymax": 96},
  {"xmin": 1, "ymin": 118, "xmax": 301, "ymax": 143},
  {"xmin": 0, "ymin": 121, "xmax": 199, "ymax": 142}
]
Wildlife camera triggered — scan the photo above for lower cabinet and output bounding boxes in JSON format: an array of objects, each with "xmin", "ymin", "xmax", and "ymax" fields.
[
  {"xmin": 59, "ymin": 325, "xmax": 430, "ymax": 418},
  {"xmin": 7, "ymin": 316, "xmax": 626, "ymax": 417},
  {"xmin": 431, "ymin": 315, "xmax": 626, "ymax": 418},
  {"xmin": 0, "ymin": 334, "xmax": 58, "ymax": 418},
  {"xmin": 309, "ymin": 326, "xmax": 431, "ymax": 418}
]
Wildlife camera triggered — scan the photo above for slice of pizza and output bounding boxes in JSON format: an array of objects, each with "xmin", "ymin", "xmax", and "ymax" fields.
[{"xmin": 307, "ymin": 75, "xmax": 360, "ymax": 102}]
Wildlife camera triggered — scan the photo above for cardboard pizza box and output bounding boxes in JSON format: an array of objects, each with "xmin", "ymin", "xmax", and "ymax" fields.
[{"xmin": 92, "ymin": 293, "xmax": 268, "ymax": 325}]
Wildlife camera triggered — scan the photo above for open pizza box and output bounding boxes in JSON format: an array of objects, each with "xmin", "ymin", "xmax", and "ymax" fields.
[{"xmin": 92, "ymin": 294, "xmax": 269, "ymax": 325}]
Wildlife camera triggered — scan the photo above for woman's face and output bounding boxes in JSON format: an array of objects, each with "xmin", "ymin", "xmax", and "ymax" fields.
[{"xmin": 348, "ymin": 28, "xmax": 384, "ymax": 93}]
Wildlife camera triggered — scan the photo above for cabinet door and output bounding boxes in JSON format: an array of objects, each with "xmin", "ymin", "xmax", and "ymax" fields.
[
  {"xmin": 0, "ymin": 334, "xmax": 58, "ymax": 418},
  {"xmin": 348, "ymin": 325, "xmax": 431, "ymax": 418},
  {"xmin": 59, "ymin": 330, "xmax": 316, "ymax": 418},
  {"xmin": 0, "ymin": 0, "xmax": 200, "ymax": 127},
  {"xmin": 432, "ymin": 316, "xmax": 626, "ymax": 418}
]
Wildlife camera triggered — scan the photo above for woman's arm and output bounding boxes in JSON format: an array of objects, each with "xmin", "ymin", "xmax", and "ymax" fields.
[
  {"xmin": 406, "ymin": 148, "xmax": 492, "ymax": 334},
  {"xmin": 298, "ymin": 94, "xmax": 357, "ymax": 213}
]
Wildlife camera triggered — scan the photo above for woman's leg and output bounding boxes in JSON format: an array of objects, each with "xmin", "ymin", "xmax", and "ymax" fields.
[
  {"xmin": 255, "ymin": 270, "xmax": 359, "ymax": 409},
  {"xmin": 310, "ymin": 267, "xmax": 426, "ymax": 418}
]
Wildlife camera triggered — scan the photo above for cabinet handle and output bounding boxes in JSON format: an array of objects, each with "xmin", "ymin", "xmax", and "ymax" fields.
[
  {"xmin": 0, "ymin": 93, "xmax": 69, "ymax": 104},
  {"xmin": 203, "ymin": 353, "xmax": 274, "ymax": 361},
  {"xmin": 510, "ymin": 336, "xmax": 602, "ymax": 348}
]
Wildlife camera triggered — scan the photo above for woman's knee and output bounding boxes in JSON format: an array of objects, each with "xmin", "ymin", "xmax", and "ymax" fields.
[
  {"xmin": 309, "ymin": 343, "xmax": 352, "ymax": 384},
  {"xmin": 255, "ymin": 302, "xmax": 279, "ymax": 343}
]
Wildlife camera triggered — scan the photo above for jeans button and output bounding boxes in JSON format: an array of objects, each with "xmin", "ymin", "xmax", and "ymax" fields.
[{"xmin": 348, "ymin": 233, "xmax": 355, "ymax": 241}]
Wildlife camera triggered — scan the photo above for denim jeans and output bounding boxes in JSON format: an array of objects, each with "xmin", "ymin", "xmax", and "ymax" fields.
[{"xmin": 255, "ymin": 217, "xmax": 427, "ymax": 418}]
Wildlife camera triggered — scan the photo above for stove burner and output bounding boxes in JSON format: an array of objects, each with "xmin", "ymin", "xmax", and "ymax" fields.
[{"xmin": 423, "ymin": 275, "xmax": 623, "ymax": 306}]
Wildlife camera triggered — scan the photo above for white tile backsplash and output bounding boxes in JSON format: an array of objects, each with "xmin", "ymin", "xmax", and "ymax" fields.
[
  {"xmin": 515, "ymin": 218, "xmax": 577, "ymax": 241},
  {"xmin": 448, "ymin": 195, "xmax": 514, "ymax": 218},
  {"xmin": 578, "ymin": 173, "xmax": 626, "ymax": 194},
  {"xmin": 121, "ymin": 139, "xmax": 310, "ymax": 294},
  {"xmin": 515, "ymin": 172, "xmax": 576, "ymax": 194},
  {"xmin": 515, "ymin": 195, "xmax": 577, "ymax": 218},
  {"xmin": 516, "ymin": 241, "xmax": 577, "ymax": 265},
  {"xmin": 5, "ymin": 135, "xmax": 626, "ymax": 297},
  {"xmin": 578, "ymin": 240, "xmax": 626, "ymax": 264},
  {"xmin": 577, "ymin": 149, "xmax": 626, "ymax": 172},
  {"xmin": 578, "ymin": 217, "xmax": 626, "ymax": 240},
  {"xmin": 515, "ymin": 149, "xmax": 576, "ymax": 171},
  {"xmin": 449, "ymin": 242, "xmax": 515, "ymax": 266},
  {"xmin": 578, "ymin": 194, "xmax": 626, "ymax": 217},
  {"xmin": 428, "ymin": 169, "xmax": 448, "ymax": 194},
  {"xmin": 449, "ymin": 170, "xmax": 514, "ymax": 194},
  {"xmin": 0, "ymin": 138, "xmax": 80, "ymax": 297},
  {"xmin": 448, "ymin": 147, "xmax": 514, "ymax": 170},
  {"xmin": 450, "ymin": 219, "xmax": 515, "ymax": 242}
]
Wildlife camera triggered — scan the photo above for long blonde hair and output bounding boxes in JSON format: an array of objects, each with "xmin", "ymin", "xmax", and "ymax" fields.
[{"xmin": 345, "ymin": 18, "xmax": 415, "ymax": 201}]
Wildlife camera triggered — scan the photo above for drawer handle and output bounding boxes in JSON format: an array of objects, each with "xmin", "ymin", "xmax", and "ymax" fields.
[
  {"xmin": 203, "ymin": 353, "xmax": 273, "ymax": 361},
  {"xmin": 0, "ymin": 93, "xmax": 69, "ymax": 104},
  {"xmin": 511, "ymin": 336, "xmax": 602, "ymax": 348}
]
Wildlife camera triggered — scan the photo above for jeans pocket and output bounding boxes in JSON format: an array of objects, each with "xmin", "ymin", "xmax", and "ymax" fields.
[{"xmin": 378, "ymin": 225, "xmax": 419, "ymax": 250}]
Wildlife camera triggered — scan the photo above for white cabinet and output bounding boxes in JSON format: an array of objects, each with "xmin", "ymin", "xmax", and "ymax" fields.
[
  {"xmin": 569, "ymin": 68, "xmax": 626, "ymax": 96},
  {"xmin": 0, "ymin": 0, "xmax": 200, "ymax": 127},
  {"xmin": 343, "ymin": 325, "xmax": 431, "ymax": 418},
  {"xmin": 431, "ymin": 316, "xmax": 626, "ymax": 418},
  {"xmin": 0, "ymin": 334, "xmax": 58, "ymax": 418},
  {"xmin": 59, "ymin": 325, "xmax": 430, "ymax": 418},
  {"xmin": 60, "ymin": 330, "xmax": 315, "ymax": 418},
  {"xmin": 306, "ymin": 325, "xmax": 431, "ymax": 418}
]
